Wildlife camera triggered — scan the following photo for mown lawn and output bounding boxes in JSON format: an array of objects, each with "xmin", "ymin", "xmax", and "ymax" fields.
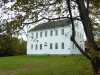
[{"xmin": 0, "ymin": 55, "xmax": 93, "ymax": 75}]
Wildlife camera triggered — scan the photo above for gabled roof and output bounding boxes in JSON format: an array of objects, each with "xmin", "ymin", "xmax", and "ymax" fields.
[{"xmin": 29, "ymin": 19, "xmax": 71, "ymax": 32}]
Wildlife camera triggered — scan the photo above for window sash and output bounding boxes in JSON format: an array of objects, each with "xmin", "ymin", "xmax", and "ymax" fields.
[
  {"xmin": 62, "ymin": 29, "xmax": 64, "ymax": 35},
  {"xmin": 45, "ymin": 31, "xmax": 47, "ymax": 37},
  {"xmin": 40, "ymin": 44, "xmax": 42, "ymax": 50},
  {"xmin": 62, "ymin": 43, "xmax": 64, "ymax": 49},
  {"xmin": 36, "ymin": 44, "xmax": 38, "ymax": 50},
  {"xmin": 40, "ymin": 32, "xmax": 42, "ymax": 37},
  {"xmin": 50, "ymin": 43, "xmax": 52, "ymax": 49},
  {"xmin": 55, "ymin": 30, "xmax": 58, "ymax": 36},
  {"xmin": 55, "ymin": 43, "xmax": 58, "ymax": 49}
]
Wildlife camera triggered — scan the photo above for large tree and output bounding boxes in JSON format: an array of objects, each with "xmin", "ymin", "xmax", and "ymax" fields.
[{"xmin": 0, "ymin": 0, "xmax": 100, "ymax": 74}]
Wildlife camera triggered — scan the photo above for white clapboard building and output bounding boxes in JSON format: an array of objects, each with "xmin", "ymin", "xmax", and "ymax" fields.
[
  {"xmin": 27, "ymin": 19, "xmax": 85, "ymax": 55},
  {"xmin": 95, "ymin": 32, "xmax": 100, "ymax": 40}
]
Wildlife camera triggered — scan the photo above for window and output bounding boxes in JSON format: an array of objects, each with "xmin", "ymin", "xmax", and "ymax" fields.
[
  {"xmin": 44, "ymin": 42, "xmax": 47, "ymax": 46},
  {"xmin": 50, "ymin": 43, "xmax": 52, "ymax": 49},
  {"xmin": 55, "ymin": 43, "xmax": 58, "ymax": 49},
  {"xmin": 31, "ymin": 36, "xmax": 33, "ymax": 39},
  {"xmin": 45, "ymin": 31, "xmax": 47, "ymax": 37},
  {"xmin": 97, "ymin": 33, "xmax": 100, "ymax": 37},
  {"xmin": 40, "ymin": 44, "xmax": 42, "ymax": 50},
  {"xmin": 80, "ymin": 33, "xmax": 81, "ymax": 38},
  {"xmin": 40, "ymin": 32, "xmax": 42, "ymax": 37},
  {"xmin": 80, "ymin": 44, "xmax": 81, "ymax": 49},
  {"xmin": 81, "ymin": 45, "xmax": 83, "ymax": 49},
  {"xmin": 31, "ymin": 33, "xmax": 34, "ymax": 39},
  {"xmin": 61, "ymin": 29, "xmax": 64, "ymax": 35},
  {"xmin": 32, "ymin": 33, "xmax": 33, "ymax": 35},
  {"xmin": 77, "ymin": 32, "xmax": 79, "ymax": 38},
  {"xmin": 61, "ymin": 43, "xmax": 64, "ymax": 49},
  {"xmin": 31, "ymin": 44, "xmax": 33, "ymax": 50},
  {"xmin": 81, "ymin": 34, "xmax": 83, "ymax": 39},
  {"xmin": 36, "ymin": 32, "xmax": 38, "ymax": 38},
  {"xmin": 73, "ymin": 43, "xmax": 74, "ymax": 49},
  {"xmin": 35, "ymin": 44, "xmax": 38, "ymax": 50},
  {"xmin": 50, "ymin": 30, "xmax": 53, "ymax": 36},
  {"xmin": 75, "ymin": 45, "xmax": 76, "ymax": 49},
  {"xmin": 55, "ymin": 30, "xmax": 58, "ymax": 36}
]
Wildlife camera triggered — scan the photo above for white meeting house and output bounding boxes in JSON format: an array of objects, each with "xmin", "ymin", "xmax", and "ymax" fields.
[{"xmin": 27, "ymin": 19, "xmax": 85, "ymax": 55}]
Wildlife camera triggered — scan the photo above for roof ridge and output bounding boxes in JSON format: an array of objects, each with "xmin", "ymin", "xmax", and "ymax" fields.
[{"xmin": 28, "ymin": 19, "xmax": 71, "ymax": 32}]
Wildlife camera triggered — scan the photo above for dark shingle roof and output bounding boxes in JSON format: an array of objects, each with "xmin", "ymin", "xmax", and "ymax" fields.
[{"xmin": 29, "ymin": 19, "xmax": 71, "ymax": 32}]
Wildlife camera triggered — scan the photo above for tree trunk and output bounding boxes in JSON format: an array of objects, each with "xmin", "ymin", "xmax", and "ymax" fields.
[
  {"xmin": 76, "ymin": 0, "xmax": 97, "ymax": 50},
  {"xmin": 91, "ymin": 57, "xmax": 100, "ymax": 74},
  {"xmin": 75, "ymin": 0, "xmax": 100, "ymax": 74}
]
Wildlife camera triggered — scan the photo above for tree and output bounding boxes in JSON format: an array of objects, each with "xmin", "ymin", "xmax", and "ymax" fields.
[
  {"xmin": 0, "ymin": 0, "xmax": 100, "ymax": 74},
  {"xmin": 0, "ymin": 34, "xmax": 16, "ymax": 56},
  {"xmin": 0, "ymin": 34, "xmax": 26, "ymax": 56}
]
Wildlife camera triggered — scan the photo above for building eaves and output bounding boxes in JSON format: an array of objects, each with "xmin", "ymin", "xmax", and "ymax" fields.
[{"xmin": 28, "ymin": 19, "xmax": 71, "ymax": 32}]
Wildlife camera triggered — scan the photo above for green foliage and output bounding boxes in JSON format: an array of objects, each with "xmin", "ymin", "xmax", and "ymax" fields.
[
  {"xmin": 0, "ymin": 34, "xmax": 26, "ymax": 56},
  {"xmin": 89, "ymin": 0, "xmax": 100, "ymax": 34},
  {"xmin": 96, "ymin": 39, "xmax": 100, "ymax": 45},
  {"xmin": 19, "ymin": 40, "xmax": 27, "ymax": 55}
]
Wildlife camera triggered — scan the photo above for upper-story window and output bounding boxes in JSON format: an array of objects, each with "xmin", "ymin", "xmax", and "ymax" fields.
[
  {"xmin": 77, "ymin": 32, "xmax": 79, "ymax": 38},
  {"xmin": 40, "ymin": 32, "xmax": 42, "ymax": 37},
  {"xmin": 50, "ymin": 30, "xmax": 53, "ymax": 36},
  {"xmin": 36, "ymin": 32, "xmax": 38, "ymax": 38},
  {"xmin": 61, "ymin": 29, "xmax": 64, "ymax": 35},
  {"xmin": 45, "ymin": 31, "xmax": 47, "ymax": 37},
  {"xmin": 81, "ymin": 34, "xmax": 83, "ymax": 39},
  {"xmin": 80, "ymin": 33, "xmax": 81, "ymax": 38},
  {"xmin": 55, "ymin": 30, "xmax": 58, "ymax": 36},
  {"xmin": 76, "ymin": 22, "xmax": 78, "ymax": 28},
  {"xmin": 97, "ymin": 33, "xmax": 100, "ymax": 37},
  {"xmin": 31, "ymin": 36, "xmax": 33, "ymax": 39},
  {"xmin": 32, "ymin": 33, "xmax": 33, "ymax": 35},
  {"xmin": 31, "ymin": 33, "xmax": 34, "ymax": 39}
]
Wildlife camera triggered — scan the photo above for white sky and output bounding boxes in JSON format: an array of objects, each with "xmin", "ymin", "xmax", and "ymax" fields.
[{"xmin": 0, "ymin": 1, "xmax": 99, "ymax": 41}]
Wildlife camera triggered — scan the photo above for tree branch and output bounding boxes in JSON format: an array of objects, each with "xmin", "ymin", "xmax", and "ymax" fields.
[
  {"xmin": 67, "ymin": 0, "xmax": 91, "ymax": 60},
  {"xmin": 22, "ymin": 16, "xmax": 81, "ymax": 25},
  {"xmin": 76, "ymin": 0, "xmax": 97, "ymax": 50}
]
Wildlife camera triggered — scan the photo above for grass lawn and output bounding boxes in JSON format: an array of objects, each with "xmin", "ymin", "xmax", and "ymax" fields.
[{"xmin": 0, "ymin": 55, "xmax": 93, "ymax": 75}]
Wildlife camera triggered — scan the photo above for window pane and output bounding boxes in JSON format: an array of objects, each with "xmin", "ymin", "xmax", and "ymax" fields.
[
  {"xmin": 77, "ymin": 32, "xmax": 79, "ymax": 38},
  {"xmin": 31, "ymin": 33, "xmax": 34, "ymax": 39},
  {"xmin": 55, "ymin": 43, "xmax": 58, "ymax": 49},
  {"xmin": 40, "ymin": 32, "xmax": 42, "ymax": 37},
  {"xmin": 45, "ymin": 31, "xmax": 47, "ymax": 37},
  {"xmin": 31, "ymin": 44, "xmax": 33, "ymax": 50},
  {"xmin": 62, "ymin": 43, "xmax": 64, "ymax": 49},
  {"xmin": 80, "ymin": 33, "xmax": 81, "ymax": 38},
  {"xmin": 62, "ymin": 29, "xmax": 64, "ymax": 35},
  {"xmin": 73, "ymin": 43, "xmax": 74, "ymax": 49},
  {"xmin": 36, "ymin": 44, "xmax": 38, "ymax": 50},
  {"xmin": 31, "ymin": 36, "xmax": 33, "ymax": 39},
  {"xmin": 50, "ymin": 30, "xmax": 53, "ymax": 36},
  {"xmin": 40, "ymin": 44, "xmax": 42, "ymax": 50},
  {"xmin": 55, "ymin": 30, "xmax": 58, "ymax": 36},
  {"xmin": 36, "ymin": 32, "xmax": 38, "ymax": 38},
  {"xmin": 50, "ymin": 43, "xmax": 52, "ymax": 49}
]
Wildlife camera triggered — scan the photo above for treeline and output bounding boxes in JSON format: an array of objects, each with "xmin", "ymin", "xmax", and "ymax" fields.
[{"xmin": 0, "ymin": 34, "xmax": 26, "ymax": 57}]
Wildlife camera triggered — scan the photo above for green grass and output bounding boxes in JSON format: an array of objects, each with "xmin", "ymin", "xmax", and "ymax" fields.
[{"xmin": 0, "ymin": 55, "xmax": 93, "ymax": 75}]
